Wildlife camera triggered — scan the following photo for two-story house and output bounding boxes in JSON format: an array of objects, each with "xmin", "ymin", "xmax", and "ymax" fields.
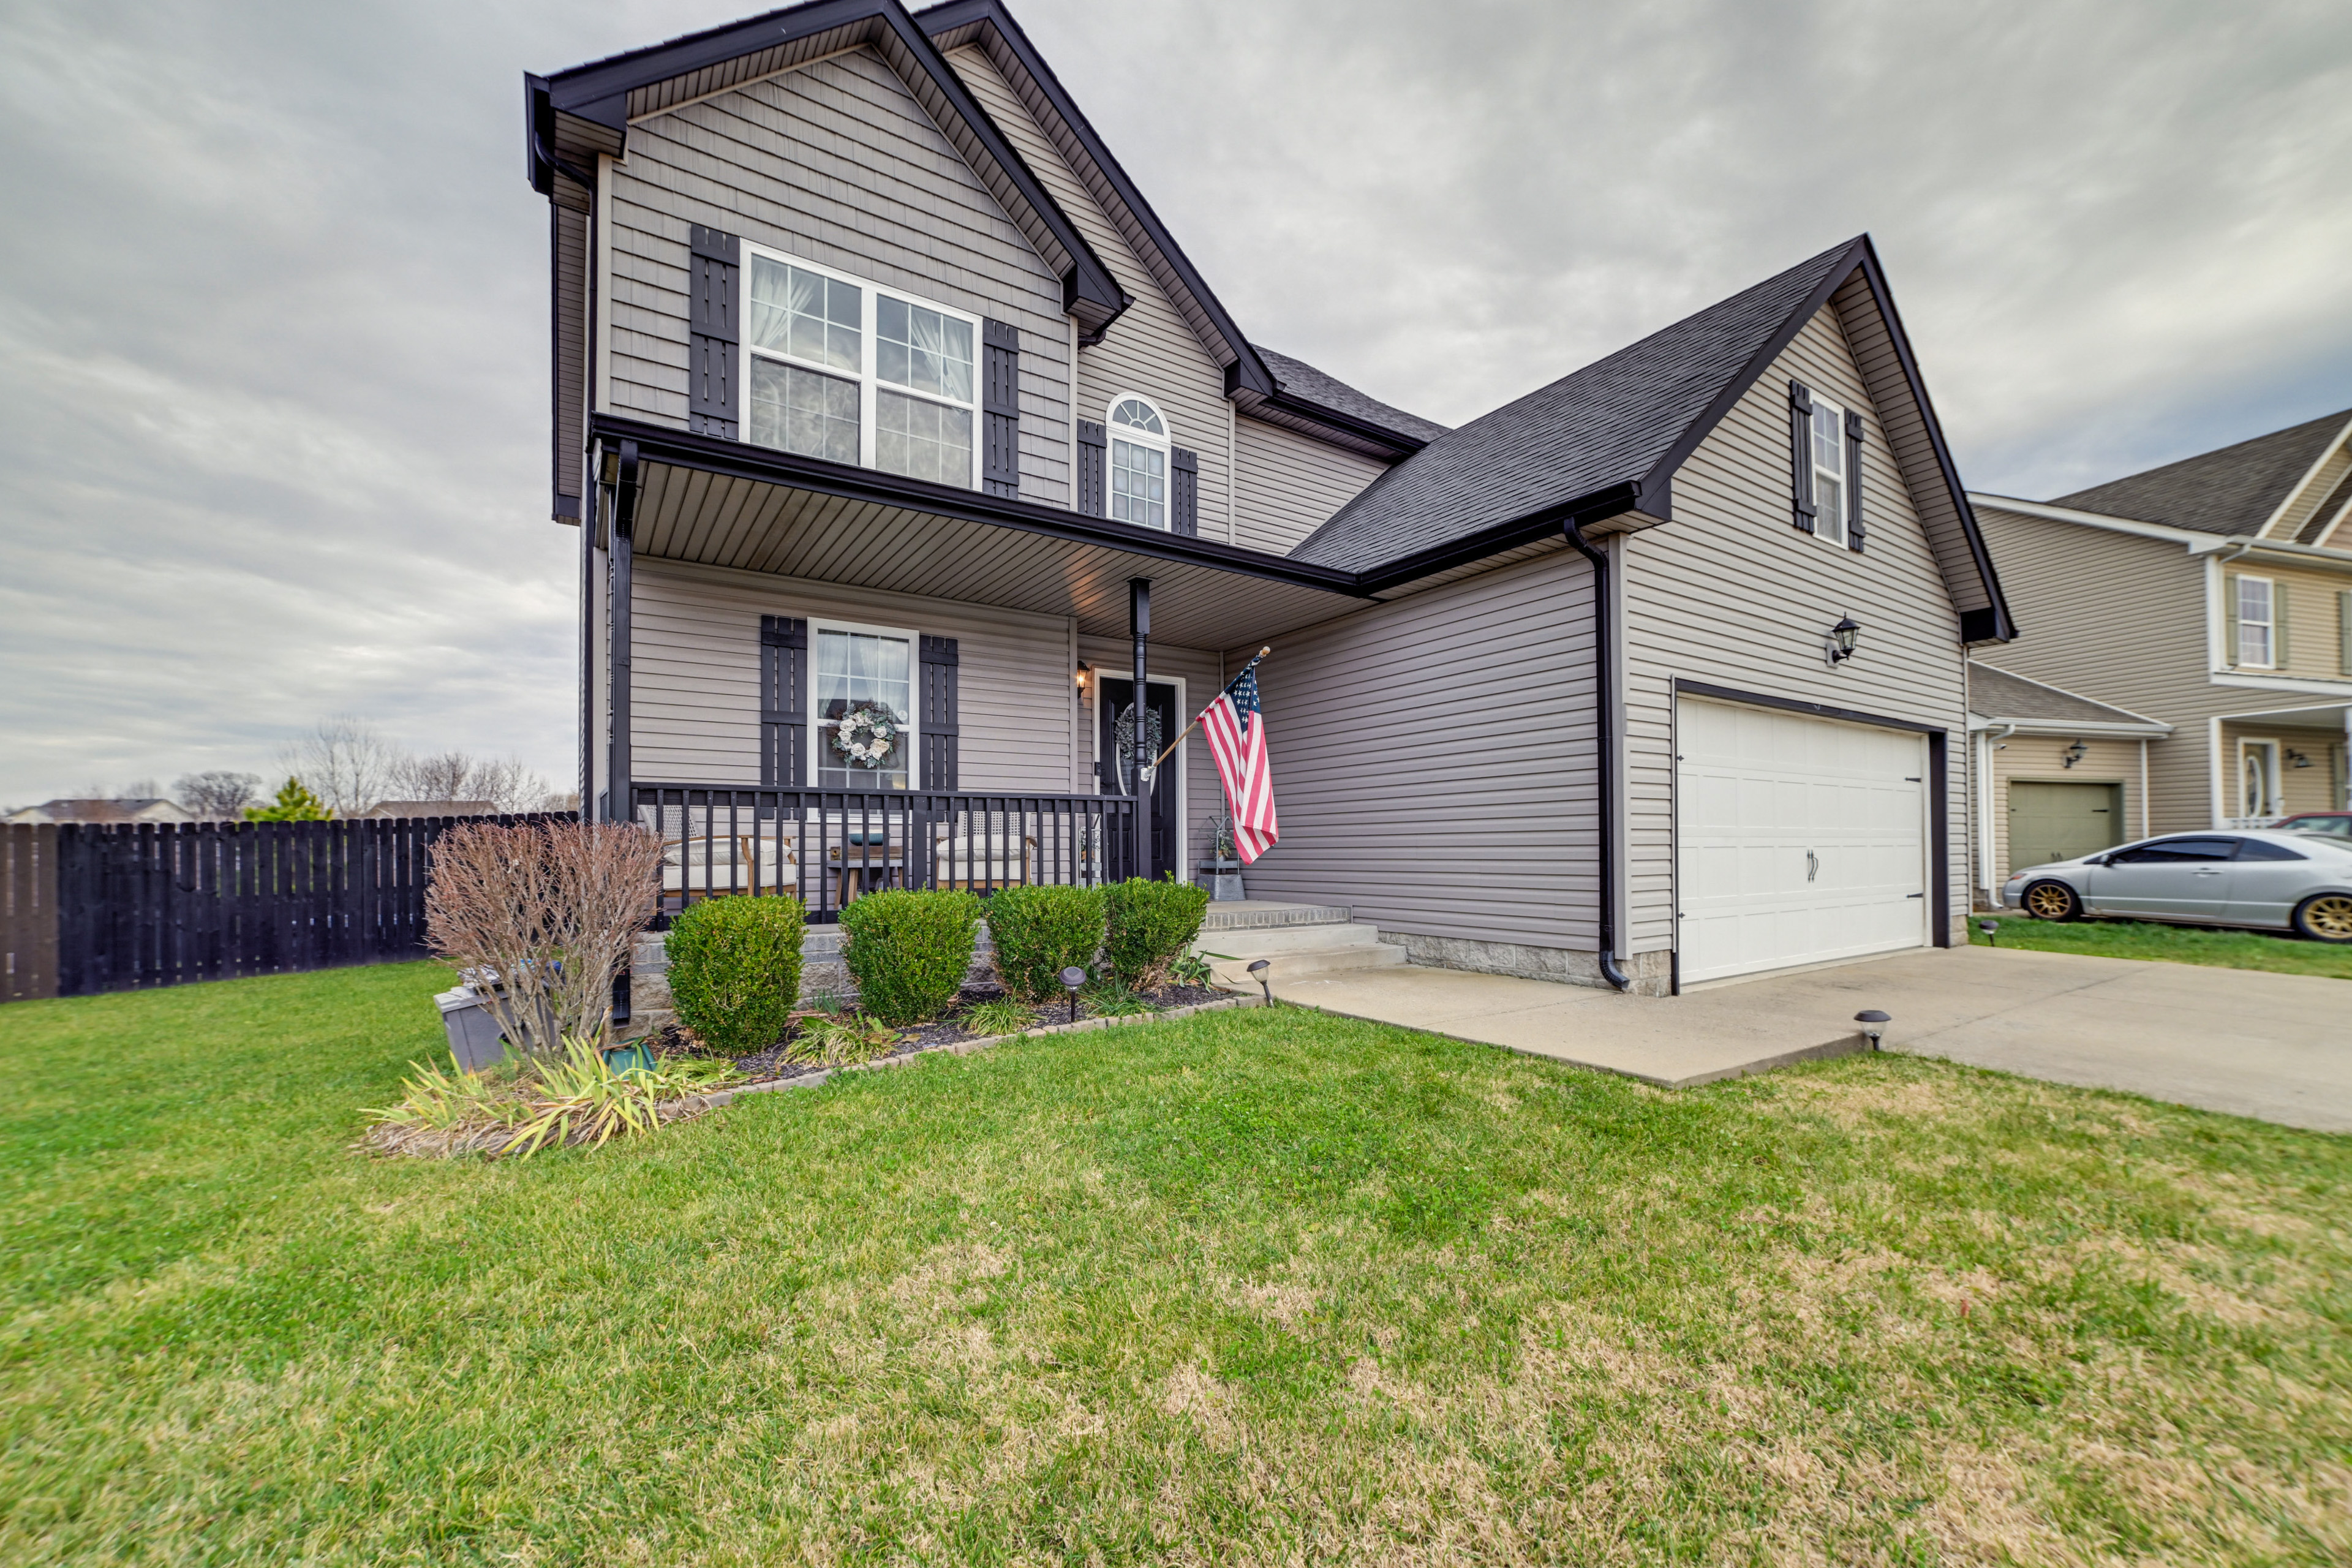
[
  {"xmin": 1969, "ymin": 408, "xmax": 2352, "ymax": 899},
  {"xmin": 529, "ymin": 0, "xmax": 2013, "ymax": 996}
]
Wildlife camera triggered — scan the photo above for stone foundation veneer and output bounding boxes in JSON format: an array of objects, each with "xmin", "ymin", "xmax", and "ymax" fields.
[{"xmin": 1374, "ymin": 931, "xmax": 1675, "ymax": 998}]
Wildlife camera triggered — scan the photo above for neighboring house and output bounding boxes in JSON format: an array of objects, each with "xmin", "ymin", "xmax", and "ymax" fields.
[
  {"xmin": 359, "ymin": 800, "xmax": 500, "ymax": 819},
  {"xmin": 5, "ymin": 797, "xmax": 195, "ymax": 826},
  {"xmin": 529, "ymin": 0, "xmax": 2011, "ymax": 995},
  {"xmin": 1965, "ymin": 665, "xmax": 2170, "ymax": 904},
  {"xmin": 1971, "ymin": 408, "xmax": 2352, "ymax": 853}
]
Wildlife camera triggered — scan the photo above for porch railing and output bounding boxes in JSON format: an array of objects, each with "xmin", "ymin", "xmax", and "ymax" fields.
[{"xmin": 629, "ymin": 785, "xmax": 1136, "ymax": 924}]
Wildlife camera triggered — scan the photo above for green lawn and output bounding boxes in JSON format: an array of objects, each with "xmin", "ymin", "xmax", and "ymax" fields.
[
  {"xmin": 4, "ymin": 964, "xmax": 2350, "ymax": 1564},
  {"xmin": 1971, "ymin": 913, "xmax": 2352, "ymax": 978}
]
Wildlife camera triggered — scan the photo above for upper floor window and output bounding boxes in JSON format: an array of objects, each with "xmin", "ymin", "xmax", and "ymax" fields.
[
  {"xmin": 1809, "ymin": 397, "xmax": 1849, "ymax": 546},
  {"xmin": 1107, "ymin": 396, "xmax": 1169, "ymax": 530},
  {"xmin": 2234, "ymin": 575, "xmax": 2275, "ymax": 667},
  {"xmin": 744, "ymin": 248, "xmax": 979, "ymax": 489}
]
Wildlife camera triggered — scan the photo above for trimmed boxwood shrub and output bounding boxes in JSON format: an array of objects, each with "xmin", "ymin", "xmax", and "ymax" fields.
[
  {"xmin": 837, "ymin": 888, "xmax": 982, "ymax": 1025},
  {"xmin": 985, "ymin": 883, "xmax": 1106, "ymax": 1001},
  {"xmin": 1103, "ymin": 875, "xmax": 1211, "ymax": 990},
  {"xmin": 663, "ymin": 893, "xmax": 805, "ymax": 1055}
]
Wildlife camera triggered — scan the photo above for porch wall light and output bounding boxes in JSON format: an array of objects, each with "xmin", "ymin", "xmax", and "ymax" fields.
[
  {"xmin": 1074, "ymin": 662, "xmax": 1091, "ymax": 692},
  {"xmin": 2286, "ymin": 748, "xmax": 2313, "ymax": 769},
  {"xmin": 2062, "ymin": 740, "xmax": 2088, "ymax": 768},
  {"xmin": 1825, "ymin": 615, "xmax": 1863, "ymax": 666}
]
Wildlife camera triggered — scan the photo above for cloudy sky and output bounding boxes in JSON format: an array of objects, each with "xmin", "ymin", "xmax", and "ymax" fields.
[{"xmin": 2, "ymin": 0, "xmax": 2346, "ymax": 807}]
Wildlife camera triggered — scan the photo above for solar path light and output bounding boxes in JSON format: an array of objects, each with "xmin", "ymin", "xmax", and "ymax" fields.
[
  {"xmin": 1855, "ymin": 1010, "xmax": 1891, "ymax": 1050},
  {"xmin": 1248, "ymin": 959, "xmax": 1272, "ymax": 1006},
  {"xmin": 1059, "ymin": 966, "xmax": 1087, "ymax": 1025},
  {"xmin": 1978, "ymin": 919, "xmax": 2000, "ymax": 947}
]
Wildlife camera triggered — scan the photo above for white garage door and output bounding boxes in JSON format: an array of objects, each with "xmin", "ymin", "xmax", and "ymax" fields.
[{"xmin": 1676, "ymin": 698, "xmax": 1928, "ymax": 984}]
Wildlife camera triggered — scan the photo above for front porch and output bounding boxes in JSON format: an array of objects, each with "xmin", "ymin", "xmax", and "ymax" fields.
[{"xmin": 2217, "ymin": 702, "xmax": 2350, "ymax": 828}]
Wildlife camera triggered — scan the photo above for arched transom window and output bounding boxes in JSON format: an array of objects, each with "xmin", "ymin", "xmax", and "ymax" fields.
[{"xmin": 1107, "ymin": 396, "xmax": 1169, "ymax": 530}]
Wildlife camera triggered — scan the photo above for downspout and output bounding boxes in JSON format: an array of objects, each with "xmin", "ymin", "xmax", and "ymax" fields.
[
  {"xmin": 1977, "ymin": 723, "xmax": 2014, "ymax": 903},
  {"xmin": 1560, "ymin": 518, "xmax": 1630, "ymax": 992}
]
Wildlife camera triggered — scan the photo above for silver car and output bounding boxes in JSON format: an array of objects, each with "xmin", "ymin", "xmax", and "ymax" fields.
[{"xmin": 2002, "ymin": 829, "xmax": 2352, "ymax": 943}]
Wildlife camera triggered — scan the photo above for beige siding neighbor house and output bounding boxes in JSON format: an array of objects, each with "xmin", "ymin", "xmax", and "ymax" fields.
[
  {"xmin": 1970, "ymin": 407, "xmax": 2352, "ymax": 874},
  {"xmin": 529, "ymin": 0, "xmax": 2013, "ymax": 1001}
]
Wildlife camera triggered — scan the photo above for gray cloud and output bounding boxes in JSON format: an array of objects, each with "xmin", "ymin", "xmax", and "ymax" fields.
[{"xmin": 2, "ymin": 0, "xmax": 2346, "ymax": 802}]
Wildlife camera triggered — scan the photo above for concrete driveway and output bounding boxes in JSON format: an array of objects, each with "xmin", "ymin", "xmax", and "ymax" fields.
[{"xmin": 1270, "ymin": 945, "xmax": 2352, "ymax": 1132}]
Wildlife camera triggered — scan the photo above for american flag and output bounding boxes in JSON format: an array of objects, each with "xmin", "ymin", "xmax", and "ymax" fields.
[{"xmin": 1199, "ymin": 664, "xmax": 1278, "ymax": 863}]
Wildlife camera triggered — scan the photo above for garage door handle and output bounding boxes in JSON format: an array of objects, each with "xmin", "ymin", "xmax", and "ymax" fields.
[{"xmin": 1806, "ymin": 850, "xmax": 1819, "ymax": 882}]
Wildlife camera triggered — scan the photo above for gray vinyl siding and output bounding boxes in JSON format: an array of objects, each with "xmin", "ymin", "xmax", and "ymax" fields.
[
  {"xmin": 945, "ymin": 45, "xmax": 1234, "ymax": 526},
  {"xmin": 1985, "ymin": 734, "xmax": 2147, "ymax": 884},
  {"xmin": 605, "ymin": 47, "xmax": 1075, "ymax": 502},
  {"xmin": 1624, "ymin": 303, "xmax": 1971, "ymax": 954},
  {"xmin": 1228, "ymin": 549, "xmax": 1600, "ymax": 948},
  {"xmin": 1233, "ymin": 417, "xmax": 1391, "ymax": 556},
  {"xmin": 1973, "ymin": 505, "xmax": 2352, "ymax": 831},
  {"xmin": 629, "ymin": 557, "xmax": 1080, "ymax": 793}
]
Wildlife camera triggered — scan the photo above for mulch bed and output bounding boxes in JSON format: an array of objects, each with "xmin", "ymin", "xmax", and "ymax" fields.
[{"xmin": 647, "ymin": 981, "xmax": 1234, "ymax": 1087}]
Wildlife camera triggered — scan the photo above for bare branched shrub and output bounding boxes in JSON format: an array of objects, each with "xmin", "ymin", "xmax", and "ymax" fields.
[{"xmin": 423, "ymin": 821, "xmax": 666, "ymax": 1057}]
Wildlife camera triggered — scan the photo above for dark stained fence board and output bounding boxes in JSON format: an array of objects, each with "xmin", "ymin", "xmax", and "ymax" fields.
[{"xmin": 20, "ymin": 813, "xmax": 578, "ymax": 1000}]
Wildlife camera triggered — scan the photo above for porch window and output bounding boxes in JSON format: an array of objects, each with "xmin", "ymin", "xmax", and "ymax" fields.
[
  {"xmin": 2235, "ymin": 575, "xmax": 2275, "ymax": 667},
  {"xmin": 813, "ymin": 625, "xmax": 914, "ymax": 790},
  {"xmin": 1809, "ymin": 397, "xmax": 1849, "ymax": 546},
  {"xmin": 1108, "ymin": 396, "xmax": 1169, "ymax": 530},
  {"xmin": 742, "ymin": 247, "xmax": 981, "ymax": 489}
]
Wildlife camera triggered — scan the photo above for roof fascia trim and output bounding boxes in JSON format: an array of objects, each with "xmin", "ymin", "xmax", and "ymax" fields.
[
  {"xmin": 535, "ymin": 0, "xmax": 1125, "ymax": 325},
  {"xmin": 1972, "ymin": 493, "xmax": 2246, "ymax": 549},
  {"xmin": 1351, "ymin": 481, "xmax": 1653, "ymax": 595},
  {"xmin": 589, "ymin": 413, "xmax": 1371, "ymax": 597},
  {"xmin": 1966, "ymin": 715, "xmax": 2174, "ymax": 736},
  {"xmin": 1234, "ymin": 380, "xmax": 1430, "ymax": 459},
  {"xmin": 914, "ymin": 0, "xmax": 1276, "ymax": 397}
]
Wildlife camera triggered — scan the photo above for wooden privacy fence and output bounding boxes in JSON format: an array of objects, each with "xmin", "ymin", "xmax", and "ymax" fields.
[{"xmin": 0, "ymin": 815, "xmax": 575, "ymax": 1001}]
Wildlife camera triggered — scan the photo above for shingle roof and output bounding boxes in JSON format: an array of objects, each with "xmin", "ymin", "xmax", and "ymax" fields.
[
  {"xmin": 1253, "ymin": 348, "xmax": 1449, "ymax": 446},
  {"xmin": 1967, "ymin": 665, "xmax": 2165, "ymax": 729},
  {"xmin": 2052, "ymin": 409, "xmax": 2352, "ymax": 537},
  {"xmin": 1289, "ymin": 239, "xmax": 1861, "ymax": 572}
]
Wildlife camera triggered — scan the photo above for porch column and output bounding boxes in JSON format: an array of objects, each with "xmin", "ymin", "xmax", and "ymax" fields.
[
  {"xmin": 1129, "ymin": 576, "xmax": 1150, "ymax": 879},
  {"xmin": 605, "ymin": 439, "xmax": 641, "ymax": 824}
]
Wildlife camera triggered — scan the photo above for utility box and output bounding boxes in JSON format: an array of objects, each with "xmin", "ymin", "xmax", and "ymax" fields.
[{"xmin": 435, "ymin": 986, "xmax": 510, "ymax": 1073}]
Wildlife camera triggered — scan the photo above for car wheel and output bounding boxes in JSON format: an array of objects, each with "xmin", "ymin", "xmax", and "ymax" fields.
[
  {"xmin": 2291, "ymin": 893, "xmax": 2352, "ymax": 944},
  {"xmin": 2022, "ymin": 879, "xmax": 2082, "ymax": 922}
]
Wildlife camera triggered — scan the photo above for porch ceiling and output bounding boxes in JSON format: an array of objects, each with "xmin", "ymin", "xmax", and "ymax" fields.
[{"xmin": 603, "ymin": 417, "xmax": 1373, "ymax": 649}]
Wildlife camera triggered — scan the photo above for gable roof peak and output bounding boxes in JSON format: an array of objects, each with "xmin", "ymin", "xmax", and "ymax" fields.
[{"xmin": 2049, "ymin": 405, "xmax": 2352, "ymax": 539}]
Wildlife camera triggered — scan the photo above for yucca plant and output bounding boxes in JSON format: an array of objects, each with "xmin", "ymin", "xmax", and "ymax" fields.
[{"xmin": 363, "ymin": 1036, "xmax": 737, "ymax": 1159}]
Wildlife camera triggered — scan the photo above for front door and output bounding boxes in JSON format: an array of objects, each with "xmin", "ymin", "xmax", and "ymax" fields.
[{"xmin": 1098, "ymin": 677, "xmax": 1180, "ymax": 880}]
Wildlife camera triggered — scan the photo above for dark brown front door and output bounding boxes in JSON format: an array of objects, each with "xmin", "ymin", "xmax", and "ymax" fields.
[{"xmin": 1098, "ymin": 677, "xmax": 1179, "ymax": 880}]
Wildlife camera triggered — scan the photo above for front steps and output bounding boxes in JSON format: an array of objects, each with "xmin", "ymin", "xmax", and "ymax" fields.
[{"xmin": 1191, "ymin": 902, "xmax": 1408, "ymax": 989}]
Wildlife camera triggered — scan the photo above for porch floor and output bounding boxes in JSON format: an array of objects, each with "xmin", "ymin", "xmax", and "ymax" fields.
[{"xmin": 1271, "ymin": 945, "xmax": 2351, "ymax": 1126}]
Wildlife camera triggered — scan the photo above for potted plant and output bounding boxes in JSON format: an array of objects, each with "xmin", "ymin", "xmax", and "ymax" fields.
[{"xmin": 1196, "ymin": 814, "xmax": 1244, "ymax": 902}]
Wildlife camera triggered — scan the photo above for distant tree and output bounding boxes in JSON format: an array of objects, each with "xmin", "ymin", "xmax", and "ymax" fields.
[
  {"xmin": 245, "ymin": 777, "xmax": 330, "ymax": 821},
  {"xmin": 173, "ymin": 771, "xmax": 263, "ymax": 820},
  {"xmin": 388, "ymin": 750, "xmax": 555, "ymax": 815},
  {"xmin": 279, "ymin": 717, "xmax": 398, "ymax": 816}
]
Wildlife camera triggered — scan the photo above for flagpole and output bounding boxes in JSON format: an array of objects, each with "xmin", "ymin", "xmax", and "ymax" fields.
[{"xmin": 1148, "ymin": 646, "xmax": 1269, "ymax": 772}]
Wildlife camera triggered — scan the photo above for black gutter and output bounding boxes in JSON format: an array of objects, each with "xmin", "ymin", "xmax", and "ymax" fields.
[
  {"xmin": 1248, "ymin": 383, "xmax": 1432, "ymax": 461},
  {"xmin": 1558, "ymin": 517, "xmax": 1630, "ymax": 992},
  {"xmin": 1352, "ymin": 480, "xmax": 1652, "ymax": 595},
  {"xmin": 590, "ymin": 413, "xmax": 1373, "ymax": 598}
]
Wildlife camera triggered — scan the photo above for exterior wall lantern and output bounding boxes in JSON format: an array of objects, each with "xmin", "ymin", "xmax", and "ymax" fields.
[
  {"xmin": 1074, "ymin": 662, "xmax": 1091, "ymax": 692},
  {"xmin": 2062, "ymin": 740, "xmax": 2088, "ymax": 769},
  {"xmin": 2286, "ymin": 748, "xmax": 2313, "ymax": 769},
  {"xmin": 1824, "ymin": 615, "xmax": 1862, "ymax": 666}
]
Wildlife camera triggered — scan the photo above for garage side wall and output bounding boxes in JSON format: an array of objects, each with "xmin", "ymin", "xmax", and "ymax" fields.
[
  {"xmin": 1625, "ymin": 301, "xmax": 1971, "ymax": 967},
  {"xmin": 1231, "ymin": 548, "xmax": 1605, "ymax": 971}
]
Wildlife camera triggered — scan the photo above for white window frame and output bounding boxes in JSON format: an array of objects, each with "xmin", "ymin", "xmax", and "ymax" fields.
[
  {"xmin": 739, "ymin": 244, "xmax": 982, "ymax": 491},
  {"xmin": 807, "ymin": 617, "xmax": 921, "ymax": 791},
  {"xmin": 1807, "ymin": 394, "xmax": 1850, "ymax": 548},
  {"xmin": 2234, "ymin": 574, "xmax": 2276, "ymax": 668},
  {"xmin": 1104, "ymin": 393, "xmax": 1172, "ymax": 532}
]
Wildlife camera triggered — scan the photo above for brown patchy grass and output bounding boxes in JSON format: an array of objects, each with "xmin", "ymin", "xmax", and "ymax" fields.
[{"xmin": 1, "ymin": 963, "xmax": 2348, "ymax": 1564}]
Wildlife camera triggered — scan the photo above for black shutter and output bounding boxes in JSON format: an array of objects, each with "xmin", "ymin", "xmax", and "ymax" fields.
[
  {"xmin": 1077, "ymin": 420, "xmax": 1106, "ymax": 516},
  {"xmin": 982, "ymin": 319, "xmax": 1020, "ymax": 497},
  {"xmin": 919, "ymin": 636, "xmax": 959, "ymax": 790},
  {"xmin": 760, "ymin": 615, "xmax": 805, "ymax": 786},
  {"xmin": 1170, "ymin": 447, "xmax": 1199, "ymax": 536},
  {"xmin": 1788, "ymin": 380, "xmax": 1817, "ymax": 533},
  {"xmin": 689, "ymin": 225, "xmax": 740, "ymax": 440},
  {"xmin": 1844, "ymin": 409, "xmax": 1866, "ymax": 552}
]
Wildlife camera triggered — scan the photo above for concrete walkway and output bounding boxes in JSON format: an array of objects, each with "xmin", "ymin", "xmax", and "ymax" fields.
[{"xmin": 1270, "ymin": 946, "xmax": 2352, "ymax": 1131}]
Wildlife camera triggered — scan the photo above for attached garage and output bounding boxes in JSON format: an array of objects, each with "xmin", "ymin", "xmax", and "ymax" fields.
[
  {"xmin": 1675, "ymin": 697, "xmax": 1931, "ymax": 985},
  {"xmin": 2006, "ymin": 780, "xmax": 2122, "ymax": 869}
]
